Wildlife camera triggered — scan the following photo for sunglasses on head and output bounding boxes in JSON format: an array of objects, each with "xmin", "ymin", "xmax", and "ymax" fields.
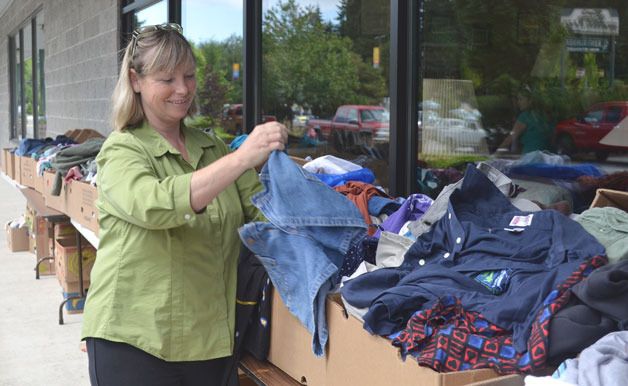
[{"xmin": 130, "ymin": 22, "xmax": 184, "ymax": 58}]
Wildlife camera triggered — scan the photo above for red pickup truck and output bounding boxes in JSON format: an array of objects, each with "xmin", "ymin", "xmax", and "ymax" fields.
[{"xmin": 307, "ymin": 105, "xmax": 389, "ymax": 151}]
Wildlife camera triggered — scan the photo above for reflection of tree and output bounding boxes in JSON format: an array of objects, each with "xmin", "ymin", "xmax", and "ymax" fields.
[
  {"xmin": 421, "ymin": 0, "xmax": 628, "ymax": 128},
  {"xmin": 24, "ymin": 58, "xmax": 33, "ymax": 115},
  {"xmin": 262, "ymin": 0, "xmax": 386, "ymax": 117},
  {"xmin": 193, "ymin": 36, "xmax": 243, "ymax": 123},
  {"xmin": 336, "ymin": 0, "xmax": 390, "ymax": 87}
]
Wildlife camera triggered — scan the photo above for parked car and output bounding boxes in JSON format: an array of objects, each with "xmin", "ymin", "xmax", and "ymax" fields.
[
  {"xmin": 418, "ymin": 109, "xmax": 489, "ymax": 154},
  {"xmin": 221, "ymin": 104, "xmax": 277, "ymax": 135},
  {"xmin": 307, "ymin": 105, "xmax": 389, "ymax": 152},
  {"xmin": 555, "ymin": 101, "xmax": 628, "ymax": 161},
  {"xmin": 420, "ymin": 117, "xmax": 489, "ymax": 154}
]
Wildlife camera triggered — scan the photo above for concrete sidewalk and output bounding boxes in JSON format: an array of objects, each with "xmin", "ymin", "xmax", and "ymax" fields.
[{"xmin": 0, "ymin": 176, "xmax": 88, "ymax": 386}]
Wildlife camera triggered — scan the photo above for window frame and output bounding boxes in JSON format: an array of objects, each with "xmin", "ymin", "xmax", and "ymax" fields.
[
  {"xmin": 118, "ymin": 0, "xmax": 420, "ymax": 196},
  {"xmin": 9, "ymin": 10, "xmax": 43, "ymax": 140},
  {"xmin": 121, "ymin": 0, "xmax": 181, "ymax": 54}
]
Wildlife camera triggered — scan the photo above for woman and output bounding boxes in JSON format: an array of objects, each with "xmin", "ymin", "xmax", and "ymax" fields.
[
  {"xmin": 497, "ymin": 86, "xmax": 552, "ymax": 154},
  {"xmin": 81, "ymin": 23, "xmax": 287, "ymax": 385}
]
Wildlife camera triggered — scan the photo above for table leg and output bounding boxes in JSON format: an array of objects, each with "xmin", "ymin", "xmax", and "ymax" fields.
[
  {"xmin": 58, "ymin": 230, "xmax": 87, "ymax": 325},
  {"xmin": 34, "ymin": 257, "xmax": 54, "ymax": 279}
]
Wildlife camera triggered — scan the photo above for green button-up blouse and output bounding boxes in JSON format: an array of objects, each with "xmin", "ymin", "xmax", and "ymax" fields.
[{"xmin": 81, "ymin": 123, "xmax": 262, "ymax": 361}]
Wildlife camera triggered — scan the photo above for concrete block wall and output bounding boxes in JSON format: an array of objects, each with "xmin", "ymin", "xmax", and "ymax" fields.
[{"xmin": 0, "ymin": 0, "xmax": 119, "ymax": 150}]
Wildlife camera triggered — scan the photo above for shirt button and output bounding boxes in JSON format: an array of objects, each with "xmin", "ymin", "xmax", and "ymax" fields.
[
  {"xmin": 444, "ymin": 252, "xmax": 450, "ymax": 259},
  {"xmin": 419, "ymin": 259, "xmax": 426, "ymax": 266},
  {"xmin": 456, "ymin": 237, "xmax": 462, "ymax": 244},
  {"xmin": 184, "ymin": 214, "xmax": 191, "ymax": 221},
  {"xmin": 448, "ymin": 213, "xmax": 452, "ymax": 220}
]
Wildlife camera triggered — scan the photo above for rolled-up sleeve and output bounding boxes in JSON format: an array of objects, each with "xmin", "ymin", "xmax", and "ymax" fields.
[{"xmin": 96, "ymin": 133, "xmax": 196, "ymax": 230}]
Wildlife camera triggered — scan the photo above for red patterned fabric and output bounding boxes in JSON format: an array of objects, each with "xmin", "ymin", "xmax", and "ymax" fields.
[{"xmin": 391, "ymin": 256, "xmax": 607, "ymax": 374}]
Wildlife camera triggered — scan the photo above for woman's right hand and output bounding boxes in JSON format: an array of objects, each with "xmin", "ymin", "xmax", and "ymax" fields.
[{"xmin": 235, "ymin": 121, "xmax": 289, "ymax": 169}]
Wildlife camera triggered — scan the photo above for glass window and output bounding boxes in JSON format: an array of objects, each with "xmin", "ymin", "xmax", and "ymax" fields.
[
  {"xmin": 22, "ymin": 22, "xmax": 34, "ymax": 138},
  {"xmin": 418, "ymin": 3, "xmax": 627, "ymax": 190},
  {"xmin": 182, "ymin": 1, "xmax": 242, "ymax": 44},
  {"xmin": 134, "ymin": 0, "xmax": 168, "ymax": 28},
  {"xmin": 262, "ymin": 0, "xmax": 391, "ymax": 189},
  {"xmin": 347, "ymin": 108, "xmax": 358, "ymax": 124},
  {"xmin": 335, "ymin": 107, "xmax": 348, "ymax": 124},
  {"xmin": 10, "ymin": 13, "xmax": 44, "ymax": 140},
  {"xmin": 35, "ymin": 13, "xmax": 46, "ymax": 137},
  {"xmin": 121, "ymin": 1, "xmax": 244, "ymax": 137},
  {"xmin": 584, "ymin": 109, "xmax": 604, "ymax": 124},
  {"xmin": 181, "ymin": 0, "xmax": 244, "ymax": 136},
  {"xmin": 361, "ymin": 109, "xmax": 387, "ymax": 123},
  {"xmin": 605, "ymin": 106, "xmax": 622, "ymax": 123},
  {"xmin": 13, "ymin": 34, "xmax": 22, "ymax": 138}
]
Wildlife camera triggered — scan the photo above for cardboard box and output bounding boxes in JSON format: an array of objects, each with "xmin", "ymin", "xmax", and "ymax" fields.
[
  {"xmin": 47, "ymin": 222, "xmax": 76, "ymax": 262},
  {"xmin": 19, "ymin": 156, "xmax": 36, "ymax": 188},
  {"xmin": 5, "ymin": 223, "xmax": 29, "ymax": 252},
  {"xmin": 466, "ymin": 375, "xmax": 524, "ymax": 386},
  {"xmin": 54, "ymin": 237, "xmax": 96, "ymax": 285},
  {"xmin": 1, "ymin": 148, "xmax": 15, "ymax": 179},
  {"xmin": 268, "ymin": 291, "xmax": 502, "ymax": 386},
  {"xmin": 590, "ymin": 189, "xmax": 628, "ymax": 211},
  {"xmin": 33, "ymin": 170, "xmax": 44, "ymax": 194},
  {"xmin": 54, "ymin": 222, "xmax": 76, "ymax": 239},
  {"xmin": 289, "ymin": 156, "xmax": 308, "ymax": 166},
  {"xmin": 65, "ymin": 180, "xmax": 99, "ymax": 234},
  {"xmin": 65, "ymin": 128, "xmax": 104, "ymax": 144},
  {"xmin": 25, "ymin": 205, "xmax": 55, "ymax": 275},
  {"xmin": 61, "ymin": 281, "xmax": 88, "ymax": 314},
  {"xmin": 30, "ymin": 237, "xmax": 55, "ymax": 275},
  {"xmin": 269, "ymin": 290, "xmax": 327, "ymax": 386},
  {"xmin": 14, "ymin": 154, "xmax": 21, "ymax": 184},
  {"xmin": 1, "ymin": 148, "xmax": 6, "ymax": 174},
  {"xmin": 42, "ymin": 171, "xmax": 67, "ymax": 213}
]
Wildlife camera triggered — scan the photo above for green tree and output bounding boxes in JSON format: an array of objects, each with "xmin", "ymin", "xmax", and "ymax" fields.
[
  {"xmin": 262, "ymin": 0, "xmax": 386, "ymax": 117},
  {"xmin": 24, "ymin": 58, "xmax": 33, "ymax": 115},
  {"xmin": 193, "ymin": 35, "xmax": 243, "ymax": 122}
]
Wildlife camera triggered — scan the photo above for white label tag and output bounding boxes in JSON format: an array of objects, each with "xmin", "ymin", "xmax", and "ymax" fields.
[{"xmin": 509, "ymin": 214, "xmax": 533, "ymax": 227}]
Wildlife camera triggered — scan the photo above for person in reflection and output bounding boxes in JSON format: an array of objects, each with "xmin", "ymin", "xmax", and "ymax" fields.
[
  {"xmin": 496, "ymin": 85, "xmax": 552, "ymax": 154},
  {"xmin": 80, "ymin": 23, "xmax": 287, "ymax": 386}
]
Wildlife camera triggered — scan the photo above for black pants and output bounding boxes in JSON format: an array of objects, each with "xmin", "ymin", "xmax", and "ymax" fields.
[{"xmin": 86, "ymin": 338, "xmax": 231, "ymax": 386}]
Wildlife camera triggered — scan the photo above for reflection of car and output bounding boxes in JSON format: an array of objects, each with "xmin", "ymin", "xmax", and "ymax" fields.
[
  {"xmin": 307, "ymin": 105, "xmax": 389, "ymax": 151},
  {"xmin": 555, "ymin": 101, "xmax": 628, "ymax": 161},
  {"xmin": 418, "ymin": 110, "xmax": 440, "ymax": 128},
  {"xmin": 221, "ymin": 104, "xmax": 276, "ymax": 135},
  {"xmin": 421, "ymin": 117, "xmax": 488, "ymax": 154}
]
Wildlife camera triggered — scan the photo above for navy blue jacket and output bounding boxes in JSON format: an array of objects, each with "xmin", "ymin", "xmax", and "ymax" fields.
[{"xmin": 341, "ymin": 164, "xmax": 605, "ymax": 352}]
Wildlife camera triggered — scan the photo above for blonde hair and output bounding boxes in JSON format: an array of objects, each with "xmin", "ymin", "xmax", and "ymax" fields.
[{"xmin": 111, "ymin": 29, "xmax": 198, "ymax": 131}]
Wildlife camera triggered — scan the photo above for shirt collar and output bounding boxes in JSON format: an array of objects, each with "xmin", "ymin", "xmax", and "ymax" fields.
[
  {"xmin": 446, "ymin": 164, "xmax": 519, "ymax": 254},
  {"xmin": 132, "ymin": 121, "xmax": 215, "ymax": 165}
]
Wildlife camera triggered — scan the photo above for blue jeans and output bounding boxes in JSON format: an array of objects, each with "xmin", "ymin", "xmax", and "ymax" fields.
[{"xmin": 239, "ymin": 151, "xmax": 367, "ymax": 355}]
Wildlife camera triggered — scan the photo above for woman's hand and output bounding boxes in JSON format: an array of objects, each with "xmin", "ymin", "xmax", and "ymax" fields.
[
  {"xmin": 190, "ymin": 121, "xmax": 288, "ymax": 212},
  {"xmin": 234, "ymin": 121, "xmax": 289, "ymax": 169},
  {"xmin": 496, "ymin": 121, "xmax": 526, "ymax": 154}
]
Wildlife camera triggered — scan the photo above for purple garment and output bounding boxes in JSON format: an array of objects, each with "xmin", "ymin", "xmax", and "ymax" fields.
[{"xmin": 374, "ymin": 194, "xmax": 433, "ymax": 238}]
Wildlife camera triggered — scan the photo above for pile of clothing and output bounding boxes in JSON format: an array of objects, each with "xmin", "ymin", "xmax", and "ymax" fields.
[
  {"xmin": 239, "ymin": 150, "xmax": 628, "ymax": 384},
  {"xmin": 13, "ymin": 129, "xmax": 106, "ymax": 195}
]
